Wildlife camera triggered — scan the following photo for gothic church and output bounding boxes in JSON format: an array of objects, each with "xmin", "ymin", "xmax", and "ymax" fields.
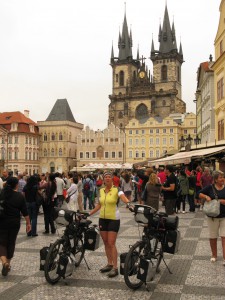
[{"xmin": 108, "ymin": 5, "xmax": 186, "ymax": 129}]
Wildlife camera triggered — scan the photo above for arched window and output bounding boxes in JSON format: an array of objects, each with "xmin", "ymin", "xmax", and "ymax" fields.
[
  {"xmin": 119, "ymin": 71, "xmax": 124, "ymax": 86},
  {"xmin": 59, "ymin": 132, "xmax": 63, "ymax": 140},
  {"xmin": 51, "ymin": 148, "xmax": 55, "ymax": 156},
  {"xmin": 161, "ymin": 65, "xmax": 167, "ymax": 81},
  {"xmin": 43, "ymin": 133, "xmax": 47, "ymax": 141},
  {"xmin": 59, "ymin": 148, "xmax": 62, "ymax": 156},
  {"xmin": 51, "ymin": 133, "xmax": 55, "ymax": 141},
  {"xmin": 177, "ymin": 66, "xmax": 180, "ymax": 82},
  {"xmin": 44, "ymin": 149, "xmax": 47, "ymax": 157},
  {"xmin": 135, "ymin": 104, "xmax": 148, "ymax": 120}
]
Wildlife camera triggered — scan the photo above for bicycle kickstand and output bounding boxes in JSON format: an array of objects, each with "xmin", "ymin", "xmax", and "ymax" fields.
[
  {"xmin": 83, "ymin": 256, "xmax": 91, "ymax": 270},
  {"xmin": 162, "ymin": 257, "xmax": 172, "ymax": 274}
]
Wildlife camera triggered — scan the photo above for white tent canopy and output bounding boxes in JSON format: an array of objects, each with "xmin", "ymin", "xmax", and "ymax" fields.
[
  {"xmin": 149, "ymin": 146, "xmax": 225, "ymax": 167},
  {"xmin": 70, "ymin": 162, "xmax": 133, "ymax": 172}
]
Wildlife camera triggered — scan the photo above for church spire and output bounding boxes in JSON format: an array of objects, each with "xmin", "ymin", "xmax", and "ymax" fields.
[
  {"xmin": 159, "ymin": 4, "xmax": 177, "ymax": 54},
  {"xmin": 110, "ymin": 43, "xmax": 115, "ymax": 65},
  {"xmin": 118, "ymin": 11, "xmax": 133, "ymax": 61}
]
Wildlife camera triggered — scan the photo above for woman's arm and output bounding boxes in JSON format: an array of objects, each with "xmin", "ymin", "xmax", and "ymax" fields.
[
  {"xmin": 199, "ymin": 193, "xmax": 211, "ymax": 202},
  {"xmin": 119, "ymin": 192, "xmax": 130, "ymax": 204},
  {"xmin": 24, "ymin": 215, "xmax": 31, "ymax": 233},
  {"xmin": 89, "ymin": 203, "xmax": 101, "ymax": 216}
]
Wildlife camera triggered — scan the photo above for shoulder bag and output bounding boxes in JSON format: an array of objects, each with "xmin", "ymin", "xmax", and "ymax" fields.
[
  {"xmin": 202, "ymin": 185, "xmax": 220, "ymax": 217},
  {"xmin": 65, "ymin": 189, "xmax": 77, "ymax": 203}
]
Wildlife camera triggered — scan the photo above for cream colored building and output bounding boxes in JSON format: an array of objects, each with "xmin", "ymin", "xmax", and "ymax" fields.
[
  {"xmin": 0, "ymin": 110, "xmax": 40, "ymax": 175},
  {"xmin": 212, "ymin": 0, "xmax": 225, "ymax": 144},
  {"xmin": 125, "ymin": 113, "xmax": 196, "ymax": 163},
  {"xmin": 38, "ymin": 99, "xmax": 83, "ymax": 173},
  {"xmin": 76, "ymin": 123, "xmax": 125, "ymax": 166}
]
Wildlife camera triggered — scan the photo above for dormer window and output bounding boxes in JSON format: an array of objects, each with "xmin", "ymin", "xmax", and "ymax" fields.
[
  {"xmin": 29, "ymin": 124, "xmax": 34, "ymax": 132},
  {"xmin": 11, "ymin": 122, "xmax": 18, "ymax": 131}
]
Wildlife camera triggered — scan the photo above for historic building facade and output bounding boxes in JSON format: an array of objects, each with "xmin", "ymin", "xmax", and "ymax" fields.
[
  {"xmin": 76, "ymin": 123, "xmax": 125, "ymax": 166},
  {"xmin": 0, "ymin": 110, "xmax": 40, "ymax": 175},
  {"xmin": 196, "ymin": 59, "xmax": 215, "ymax": 144},
  {"xmin": 38, "ymin": 99, "xmax": 83, "ymax": 173},
  {"xmin": 212, "ymin": 0, "xmax": 225, "ymax": 144},
  {"xmin": 108, "ymin": 5, "xmax": 186, "ymax": 130}
]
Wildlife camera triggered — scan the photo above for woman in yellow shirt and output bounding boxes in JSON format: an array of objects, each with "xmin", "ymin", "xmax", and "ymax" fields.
[{"xmin": 89, "ymin": 171, "xmax": 130, "ymax": 278}]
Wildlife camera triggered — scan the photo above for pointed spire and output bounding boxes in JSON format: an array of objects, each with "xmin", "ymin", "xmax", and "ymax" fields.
[
  {"xmin": 110, "ymin": 43, "xmax": 115, "ymax": 65},
  {"xmin": 151, "ymin": 37, "xmax": 155, "ymax": 53},
  {"xmin": 179, "ymin": 41, "xmax": 183, "ymax": 57},
  {"xmin": 137, "ymin": 44, "xmax": 139, "ymax": 61},
  {"xmin": 159, "ymin": 4, "xmax": 177, "ymax": 54},
  {"xmin": 118, "ymin": 10, "xmax": 133, "ymax": 60},
  {"xmin": 158, "ymin": 23, "xmax": 162, "ymax": 42}
]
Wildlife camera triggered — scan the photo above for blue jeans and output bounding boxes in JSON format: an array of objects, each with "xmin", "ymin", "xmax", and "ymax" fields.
[
  {"xmin": 83, "ymin": 191, "xmax": 93, "ymax": 209},
  {"xmin": 26, "ymin": 201, "xmax": 38, "ymax": 235}
]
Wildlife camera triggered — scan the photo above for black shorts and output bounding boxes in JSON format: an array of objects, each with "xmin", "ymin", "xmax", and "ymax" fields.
[{"xmin": 99, "ymin": 218, "xmax": 120, "ymax": 233}]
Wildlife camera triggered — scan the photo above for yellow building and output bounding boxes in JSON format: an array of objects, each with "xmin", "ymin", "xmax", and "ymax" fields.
[
  {"xmin": 212, "ymin": 0, "xmax": 225, "ymax": 143},
  {"xmin": 125, "ymin": 113, "xmax": 196, "ymax": 163}
]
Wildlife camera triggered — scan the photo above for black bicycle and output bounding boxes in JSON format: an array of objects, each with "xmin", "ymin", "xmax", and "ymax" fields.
[
  {"xmin": 123, "ymin": 204, "xmax": 179, "ymax": 290},
  {"xmin": 44, "ymin": 208, "xmax": 98, "ymax": 284}
]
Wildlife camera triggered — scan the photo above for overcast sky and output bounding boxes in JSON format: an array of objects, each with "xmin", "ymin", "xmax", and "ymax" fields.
[{"xmin": 0, "ymin": 0, "xmax": 221, "ymax": 130}]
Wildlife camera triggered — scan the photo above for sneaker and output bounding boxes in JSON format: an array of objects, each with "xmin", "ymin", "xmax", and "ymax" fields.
[
  {"xmin": 99, "ymin": 264, "xmax": 113, "ymax": 273},
  {"xmin": 107, "ymin": 268, "xmax": 119, "ymax": 278},
  {"xmin": 210, "ymin": 257, "xmax": 217, "ymax": 262}
]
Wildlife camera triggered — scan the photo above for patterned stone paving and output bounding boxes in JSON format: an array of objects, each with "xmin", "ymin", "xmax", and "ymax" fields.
[{"xmin": 1, "ymin": 203, "xmax": 225, "ymax": 299}]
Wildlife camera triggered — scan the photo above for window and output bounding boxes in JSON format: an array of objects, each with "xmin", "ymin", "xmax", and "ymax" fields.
[
  {"xmin": 44, "ymin": 134, "xmax": 47, "ymax": 141},
  {"xmin": 8, "ymin": 150, "xmax": 12, "ymax": 160},
  {"xmin": 220, "ymin": 40, "xmax": 223, "ymax": 55},
  {"xmin": 112, "ymin": 152, "xmax": 116, "ymax": 158},
  {"xmin": 51, "ymin": 148, "xmax": 55, "ymax": 156},
  {"xmin": 217, "ymin": 78, "xmax": 224, "ymax": 101},
  {"xmin": 129, "ymin": 130, "xmax": 132, "ymax": 134},
  {"xmin": 149, "ymin": 138, "xmax": 154, "ymax": 145},
  {"xmin": 29, "ymin": 138, "xmax": 32, "ymax": 144},
  {"xmin": 129, "ymin": 139, "xmax": 132, "ymax": 146},
  {"xmin": 149, "ymin": 150, "xmax": 154, "ymax": 157},
  {"xmin": 1, "ymin": 137, "xmax": 4, "ymax": 144},
  {"xmin": 59, "ymin": 148, "xmax": 63, "ymax": 156},
  {"xmin": 33, "ymin": 152, "xmax": 35, "ymax": 160},
  {"xmin": 218, "ymin": 119, "xmax": 224, "ymax": 140},
  {"xmin": 86, "ymin": 152, "xmax": 90, "ymax": 159},
  {"xmin": 163, "ymin": 138, "xmax": 167, "ymax": 145},
  {"xmin": 25, "ymin": 151, "xmax": 28, "ymax": 160},
  {"xmin": 8, "ymin": 136, "xmax": 12, "ymax": 144},
  {"xmin": 118, "ymin": 151, "xmax": 122, "ymax": 158},
  {"xmin": 105, "ymin": 152, "xmax": 109, "ymax": 158},
  {"xmin": 44, "ymin": 149, "xmax": 47, "ymax": 157},
  {"xmin": 156, "ymin": 129, "xmax": 159, "ymax": 134},
  {"xmin": 129, "ymin": 151, "xmax": 132, "ymax": 158},
  {"xmin": 135, "ymin": 151, "xmax": 139, "ymax": 158},
  {"xmin": 141, "ymin": 151, "xmax": 145, "ymax": 158},
  {"xmin": 141, "ymin": 130, "xmax": 145, "ymax": 134},
  {"xmin": 177, "ymin": 66, "xmax": 180, "ymax": 82},
  {"xmin": 161, "ymin": 65, "xmax": 167, "ymax": 81},
  {"xmin": 156, "ymin": 150, "xmax": 160, "ymax": 158},
  {"xmin": 14, "ymin": 136, "xmax": 18, "ymax": 144},
  {"xmin": 59, "ymin": 132, "xmax": 63, "ymax": 140},
  {"xmin": 141, "ymin": 139, "xmax": 145, "ymax": 145},
  {"xmin": 150, "ymin": 129, "xmax": 153, "ymax": 134},
  {"xmin": 29, "ymin": 152, "xmax": 31, "ymax": 160},
  {"xmin": 135, "ymin": 139, "xmax": 139, "ymax": 145},
  {"xmin": 184, "ymin": 129, "xmax": 187, "ymax": 134},
  {"xmin": 80, "ymin": 152, "xmax": 83, "ymax": 159},
  {"xmin": 136, "ymin": 130, "xmax": 139, "ymax": 134},
  {"xmin": 92, "ymin": 152, "xmax": 96, "ymax": 158},
  {"xmin": 14, "ymin": 150, "xmax": 18, "ymax": 160},
  {"xmin": 170, "ymin": 128, "xmax": 173, "ymax": 134},
  {"xmin": 163, "ymin": 129, "xmax": 166, "ymax": 134},
  {"xmin": 119, "ymin": 71, "xmax": 124, "ymax": 86},
  {"xmin": 156, "ymin": 138, "xmax": 160, "ymax": 145},
  {"xmin": 170, "ymin": 138, "xmax": 174, "ymax": 145}
]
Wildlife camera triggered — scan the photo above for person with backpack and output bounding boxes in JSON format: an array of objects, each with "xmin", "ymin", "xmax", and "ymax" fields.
[{"xmin": 82, "ymin": 174, "xmax": 94, "ymax": 210}]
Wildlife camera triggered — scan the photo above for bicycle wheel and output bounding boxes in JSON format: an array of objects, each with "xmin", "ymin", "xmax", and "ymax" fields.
[
  {"xmin": 150, "ymin": 237, "xmax": 162, "ymax": 273},
  {"xmin": 73, "ymin": 238, "xmax": 85, "ymax": 267},
  {"xmin": 44, "ymin": 238, "xmax": 65, "ymax": 284},
  {"xmin": 124, "ymin": 240, "xmax": 145, "ymax": 290}
]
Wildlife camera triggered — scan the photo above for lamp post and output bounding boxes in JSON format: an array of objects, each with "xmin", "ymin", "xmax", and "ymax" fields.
[{"xmin": 179, "ymin": 135, "xmax": 185, "ymax": 149}]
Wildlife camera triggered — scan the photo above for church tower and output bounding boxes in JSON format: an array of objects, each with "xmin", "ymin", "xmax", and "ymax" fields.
[
  {"xmin": 151, "ymin": 4, "xmax": 184, "ymax": 100},
  {"xmin": 108, "ymin": 5, "xmax": 186, "ymax": 129}
]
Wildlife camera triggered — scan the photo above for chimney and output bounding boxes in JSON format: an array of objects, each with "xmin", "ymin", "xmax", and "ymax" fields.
[{"xmin": 24, "ymin": 110, "xmax": 29, "ymax": 118}]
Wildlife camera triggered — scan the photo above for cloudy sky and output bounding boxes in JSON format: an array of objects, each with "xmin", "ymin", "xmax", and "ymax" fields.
[{"xmin": 0, "ymin": 0, "xmax": 221, "ymax": 130}]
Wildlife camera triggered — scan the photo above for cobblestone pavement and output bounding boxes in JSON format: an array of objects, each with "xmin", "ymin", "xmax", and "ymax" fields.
[{"xmin": 1, "ymin": 203, "xmax": 225, "ymax": 300}]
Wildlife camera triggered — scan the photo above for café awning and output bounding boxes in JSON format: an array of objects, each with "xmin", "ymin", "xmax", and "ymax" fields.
[{"xmin": 149, "ymin": 146, "xmax": 225, "ymax": 167}]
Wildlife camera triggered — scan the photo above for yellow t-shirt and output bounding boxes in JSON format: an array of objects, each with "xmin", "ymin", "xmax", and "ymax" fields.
[{"xmin": 99, "ymin": 186, "xmax": 120, "ymax": 220}]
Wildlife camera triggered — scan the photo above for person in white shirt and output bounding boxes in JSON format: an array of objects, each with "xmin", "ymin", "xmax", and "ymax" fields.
[
  {"xmin": 55, "ymin": 172, "xmax": 65, "ymax": 207},
  {"xmin": 66, "ymin": 176, "xmax": 78, "ymax": 211}
]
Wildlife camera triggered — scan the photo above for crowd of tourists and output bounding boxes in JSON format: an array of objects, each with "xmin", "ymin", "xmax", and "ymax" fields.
[{"xmin": 0, "ymin": 164, "xmax": 224, "ymax": 278}]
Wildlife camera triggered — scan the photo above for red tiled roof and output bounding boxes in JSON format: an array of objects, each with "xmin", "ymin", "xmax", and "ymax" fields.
[
  {"xmin": 201, "ymin": 62, "xmax": 211, "ymax": 72},
  {"xmin": 0, "ymin": 111, "xmax": 37, "ymax": 125}
]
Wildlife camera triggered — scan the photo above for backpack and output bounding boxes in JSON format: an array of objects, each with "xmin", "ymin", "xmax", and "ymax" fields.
[{"xmin": 83, "ymin": 180, "xmax": 91, "ymax": 192}]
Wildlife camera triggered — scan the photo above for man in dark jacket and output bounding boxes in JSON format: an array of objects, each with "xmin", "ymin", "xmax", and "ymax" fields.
[{"xmin": 161, "ymin": 165, "xmax": 177, "ymax": 215}]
